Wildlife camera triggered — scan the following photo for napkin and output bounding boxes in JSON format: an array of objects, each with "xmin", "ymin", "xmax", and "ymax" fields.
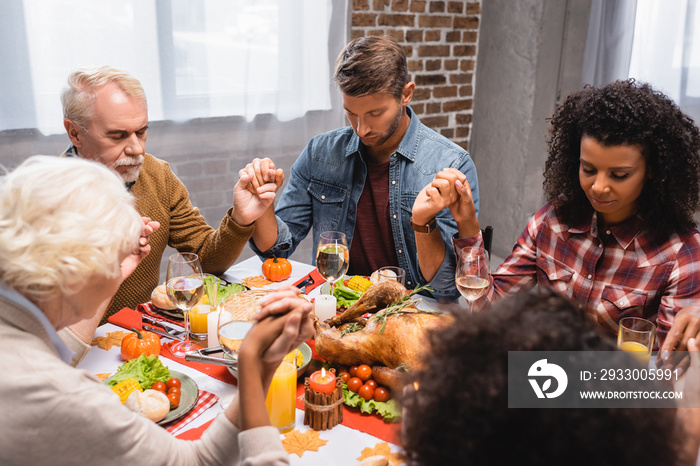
[
  {"xmin": 108, "ymin": 307, "xmax": 144, "ymax": 331},
  {"xmin": 165, "ymin": 390, "xmax": 219, "ymax": 435},
  {"xmin": 293, "ymin": 269, "xmax": 326, "ymax": 294}
]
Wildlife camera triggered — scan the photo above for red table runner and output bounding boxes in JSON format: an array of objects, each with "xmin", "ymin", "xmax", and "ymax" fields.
[{"xmin": 110, "ymin": 306, "xmax": 400, "ymax": 444}]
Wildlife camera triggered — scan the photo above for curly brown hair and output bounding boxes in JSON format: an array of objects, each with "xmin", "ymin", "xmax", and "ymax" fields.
[
  {"xmin": 400, "ymin": 291, "xmax": 682, "ymax": 465},
  {"xmin": 543, "ymin": 79, "xmax": 700, "ymax": 240}
]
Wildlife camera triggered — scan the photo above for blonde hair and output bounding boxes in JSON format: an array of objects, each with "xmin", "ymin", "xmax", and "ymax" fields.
[
  {"xmin": 0, "ymin": 156, "xmax": 142, "ymax": 303},
  {"xmin": 61, "ymin": 65, "xmax": 147, "ymax": 131}
]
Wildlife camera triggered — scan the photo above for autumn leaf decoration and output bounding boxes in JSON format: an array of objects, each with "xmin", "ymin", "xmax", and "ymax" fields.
[
  {"xmin": 357, "ymin": 442, "xmax": 405, "ymax": 465},
  {"xmin": 282, "ymin": 429, "xmax": 328, "ymax": 457},
  {"xmin": 91, "ymin": 330, "xmax": 131, "ymax": 350}
]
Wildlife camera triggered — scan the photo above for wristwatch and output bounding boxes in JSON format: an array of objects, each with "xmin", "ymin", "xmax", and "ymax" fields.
[{"xmin": 410, "ymin": 216, "xmax": 437, "ymax": 234}]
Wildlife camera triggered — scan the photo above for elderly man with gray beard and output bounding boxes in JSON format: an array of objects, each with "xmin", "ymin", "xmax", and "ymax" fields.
[{"xmin": 60, "ymin": 65, "xmax": 276, "ymax": 326}]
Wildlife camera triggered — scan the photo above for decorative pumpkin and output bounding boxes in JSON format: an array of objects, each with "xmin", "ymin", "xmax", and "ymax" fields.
[
  {"xmin": 262, "ymin": 256, "xmax": 292, "ymax": 282},
  {"xmin": 121, "ymin": 328, "xmax": 161, "ymax": 361}
]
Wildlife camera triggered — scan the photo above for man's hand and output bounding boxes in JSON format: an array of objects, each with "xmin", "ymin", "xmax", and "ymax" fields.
[
  {"xmin": 120, "ymin": 217, "xmax": 159, "ymax": 280},
  {"xmin": 230, "ymin": 158, "xmax": 284, "ymax": 226},
  {"xmin": 412, "ymin": 170, "xmax": 460, "ymax": 225}
]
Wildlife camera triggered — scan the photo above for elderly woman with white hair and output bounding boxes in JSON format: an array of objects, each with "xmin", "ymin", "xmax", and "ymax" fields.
[{"xmin": 0, "ymin": 156, "xmax": 311, "ymax": 465}]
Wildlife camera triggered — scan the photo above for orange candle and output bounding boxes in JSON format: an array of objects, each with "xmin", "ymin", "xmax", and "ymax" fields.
[{"xmin": 309, "ymin": 368, "xmax": 336, "ymax": 394}]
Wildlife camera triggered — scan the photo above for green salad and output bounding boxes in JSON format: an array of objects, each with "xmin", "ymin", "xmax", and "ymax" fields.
[{"xmin": 107, "ymin": 354, "xmax": 171, "ymax": 390}]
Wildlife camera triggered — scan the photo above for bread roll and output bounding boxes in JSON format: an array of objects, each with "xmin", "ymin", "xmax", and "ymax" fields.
[
  {"xmin": 125, "ymin": 389, "xmax": 170, "ymax": 422},
  {"xmin": 151, "ymin": 284, "xmax": 177, "ymax": 310}
]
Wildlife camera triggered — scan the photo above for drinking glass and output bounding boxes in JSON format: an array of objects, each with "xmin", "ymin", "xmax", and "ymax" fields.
[
  {"xmin": 618, "ymin": 317, "xmax": 655, "ymax": 365},
  {"xmin": 315, "ymin": 231, "xmax": 349, "ymax": 295},
  {"xmin": 455, "ymin": 246, "xmax": 491, "ymax": 314},
  {"xmin": 378, "ymin": 266, "xmax": 406, "ymax": 285},
  {"xmin": 265, "ymin": 360, "xmax": 297, "ymax": 432},
  {"xmin": 217, "ymin": 310, "xmax": 254, "ymax": 409},
  {"xmin": 166, "ymin": 253, "xmax": 204, "ymax": 356}
]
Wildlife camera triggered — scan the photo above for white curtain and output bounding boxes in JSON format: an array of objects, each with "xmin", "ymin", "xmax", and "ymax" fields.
[
  {"xmin": 0, "ymin": 0, "xmax": 340, "ymax": 135},
  {"xmin": 583, "ymin": 0, "xmax": 700, "ymax": 123}
]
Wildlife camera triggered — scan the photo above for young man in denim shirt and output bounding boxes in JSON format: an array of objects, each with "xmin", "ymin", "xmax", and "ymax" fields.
[{"xmin": 243, "ymin": 36, "xmax": 479, "ymax": 301}]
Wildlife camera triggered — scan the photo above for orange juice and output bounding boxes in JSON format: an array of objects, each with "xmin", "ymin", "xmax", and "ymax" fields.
[
  {"xmin": 619, "ymin": 341, "xmax": 651, "ymax": 364},
  {"xmin": 188, "ymin": 304, "xmax": 213, "ymax": 338},
  {"xmin": 265, "ymin": 360, "xmax": 296, "ymax": 432}
]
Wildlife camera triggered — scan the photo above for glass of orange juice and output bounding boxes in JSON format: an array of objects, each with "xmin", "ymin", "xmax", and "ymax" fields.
[
  {"xmin": 265, "ymin": 360, "xmax": 297, "ymax": 432},
  {"xmin": 617, "ymin": 317, "xmax": 655, "ymax": 365},
  {"xmin": 188, "ymin": 303, "xmax": 214, "ymax": 340}
]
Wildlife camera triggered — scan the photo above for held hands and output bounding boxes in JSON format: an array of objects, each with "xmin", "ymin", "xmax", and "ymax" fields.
[
  {"xmin": 241, "ymin": 286, "xmax": 314, "ymax": 369},
  {"xmin": 231, "ymin": 157, "xmax": 285, "ymax": 226},
  {"xmin": 120, "ymin": 217, "xmax": 160, "ymax": 280},
  {"xmin": 412, "ymin": 168, "xmax": 479, "ymax": 237}
]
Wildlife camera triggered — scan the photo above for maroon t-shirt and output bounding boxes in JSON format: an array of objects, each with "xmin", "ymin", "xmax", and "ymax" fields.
[{"xmin": 348, "ymin": 155, "xmax": 399, "ymax": 276}]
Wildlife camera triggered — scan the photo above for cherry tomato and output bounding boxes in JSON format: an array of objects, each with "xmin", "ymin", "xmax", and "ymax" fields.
[
  {"xmin": 374, "ymin": 387, "xmax": 390, "ymax": 402},
  {"xmin": 339, "ymin": 371, "xmax": 351, "ymax": 383},
  {"xmin": 166, "ymin": 378, "xmax": 181, "ymax": 390},
  {"xmin": 364, "ymin": 379, "xmax": 377, "ymax": 390},
  {"xmin": 151, "ymin": 381, "xmax": 167, "ymax": 393},
  {"xmin": 348, "ymin": 365, "xmax": 359, "ymax": 378},
  {"xmin": 359, "ymin": 383, "xmax": 375, "ymax": 401},
  {"xmin": 167, "ymin": 387, "xmax": 181, "ymax": 397},
  {"xmin": 347, "ymin": 377, "xmax": 363, "ymax": 393},
  {"xmin": 356, "ymin": 364, "xmax": 372, "ymax": 382},
  {"xmin": 167, "ymin": 392, "xmax": 180, "ymax": 409}
]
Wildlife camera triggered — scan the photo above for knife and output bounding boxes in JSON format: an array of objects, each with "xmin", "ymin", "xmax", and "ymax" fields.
[
  {"xmin": 142, "ymin": 315, "xmax": 185, "ymax": 333},
  {"xmin": 295, "ymin": 275, "xmax": 313, "ymax": 294}
]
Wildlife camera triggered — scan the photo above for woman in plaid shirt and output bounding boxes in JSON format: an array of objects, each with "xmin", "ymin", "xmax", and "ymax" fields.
[{"xmin": 414, "ymin": 80, "xmax": 700, "ymax": 353}]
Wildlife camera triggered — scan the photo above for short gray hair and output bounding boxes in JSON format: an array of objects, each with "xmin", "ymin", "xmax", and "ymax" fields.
[
  {"xmin": 61, "ymin": 65, "xmax": 147, "ymax": 131},
  {"xmin": 0, "ymin": 156, "xmax": 142, "ymax": 302}
]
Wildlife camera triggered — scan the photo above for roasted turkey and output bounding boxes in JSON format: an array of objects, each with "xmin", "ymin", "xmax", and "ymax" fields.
[{"xmin": 315, "ymin": 280, "xmax": 451, "ymax": 391}]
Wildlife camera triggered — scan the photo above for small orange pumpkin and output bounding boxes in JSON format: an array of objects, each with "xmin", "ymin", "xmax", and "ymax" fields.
[
  {"xmin": 121, "ymin": 328, "xmax": 161, "ymax": 361},
  {"xmin": 262, "ymin": 256, "xmax": 292, "ymax": 282}
]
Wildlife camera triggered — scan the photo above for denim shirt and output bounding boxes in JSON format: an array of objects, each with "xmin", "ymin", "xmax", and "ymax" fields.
[{"xmin": 251, "ymin": 107, "xmax": 479, "ymax": 301}]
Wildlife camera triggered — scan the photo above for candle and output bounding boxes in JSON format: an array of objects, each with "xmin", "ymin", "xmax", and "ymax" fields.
[
  {"xmin": 309, "ymin": 368, "xmax": 336, "ymax": 394},
  {"xmin": 207, "ymin": 309, "xmax": 232, "ymax": 348},
  {"xmin": 314, "ymin": 295, "xmax": 337, "ymax": 322}
]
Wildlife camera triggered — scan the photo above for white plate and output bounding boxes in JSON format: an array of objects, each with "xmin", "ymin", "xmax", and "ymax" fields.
[{"xmin": 226, "ymin": 342, "xmax": 312, "ymax": 379}]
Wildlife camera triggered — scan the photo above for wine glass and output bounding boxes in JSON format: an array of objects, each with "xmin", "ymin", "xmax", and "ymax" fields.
[
  {"xmin": 315, "ymin": 231, "xmax": 349, "ymax": 295},
  {"xmin": 455, "ymin": 246, "xmax": 491, "ymax": 314},
  {"xmin": 166, "ymin": 252, "xmax": 204, "ymax": 357},
  {"xmin": 217, "ymin": 305, "xmax": 253, "ymax": 409}
]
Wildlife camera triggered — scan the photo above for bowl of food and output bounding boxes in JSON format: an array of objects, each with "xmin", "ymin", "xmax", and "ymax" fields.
[{"xmin": 226, "ymin": 342, "xmax": 312, "ymax": 379}]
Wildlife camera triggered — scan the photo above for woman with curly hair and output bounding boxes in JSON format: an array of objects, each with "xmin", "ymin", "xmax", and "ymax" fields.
[{"xmin": 412, "ymin": 79, "xmax": 700, "ymax": 351}]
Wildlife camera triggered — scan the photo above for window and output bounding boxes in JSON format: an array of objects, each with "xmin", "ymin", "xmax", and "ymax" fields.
[{"xmin": 0, "ymin": 0, "xmax": 344, "ymax": 134}]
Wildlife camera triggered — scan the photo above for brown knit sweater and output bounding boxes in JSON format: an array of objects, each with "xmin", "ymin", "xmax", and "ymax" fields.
[{"xmin": 60, "ymin": 151, "xmax": 253, "ymax": 322}]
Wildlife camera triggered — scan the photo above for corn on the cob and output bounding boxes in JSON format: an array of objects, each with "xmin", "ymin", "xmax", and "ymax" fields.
[
  {"xmin": 111, "ymin": 378, "xmax": 143, "ymax": 403},
  {"xmin": 347, "ymin": 275, "xmax": 372, "ymax": 292},
  {"xmin": 283, "ymin": 349, "xmax": 304, "ymax": 368}
]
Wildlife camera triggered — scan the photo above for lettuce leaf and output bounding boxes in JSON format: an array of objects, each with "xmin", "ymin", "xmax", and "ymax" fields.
[
  {"xmin": 107, "ymin": 354, "xmax": 171, "ymax": 390},
  {"xmin": 333, "ymin": 280, "xmax": 363, "ymax": 309},
  {"xmin": 218, "ymin": 282, "xmax": 246, "ymax": 302},
  {"xmin": 342, "ymin": 382, "xmax": 401, "ymax": 422}
]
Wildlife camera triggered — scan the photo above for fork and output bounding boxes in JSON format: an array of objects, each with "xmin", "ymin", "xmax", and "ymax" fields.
[
  {"xmin": 142, "ymin": 315, "xmax": 185, "ymax": 334},
  {"xmin": 143, "ymin": 324, "xmax": 185, "ymax": 341}
]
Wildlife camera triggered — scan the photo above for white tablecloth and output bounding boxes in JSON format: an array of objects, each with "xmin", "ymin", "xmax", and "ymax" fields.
[{"xmin": 78, "ymin": 257, "xmax": 404, "ymax": 465}]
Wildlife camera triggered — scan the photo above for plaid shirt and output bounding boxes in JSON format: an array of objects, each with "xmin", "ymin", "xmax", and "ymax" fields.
[{"xmin": 455, "ymin": 204, "xmax": 700, "ymax": 347}]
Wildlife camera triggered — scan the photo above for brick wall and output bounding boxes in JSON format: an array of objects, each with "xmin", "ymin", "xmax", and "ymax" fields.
[{"xmin": 351, "ymin": 0, "xmax": 481, "ymax": 151}]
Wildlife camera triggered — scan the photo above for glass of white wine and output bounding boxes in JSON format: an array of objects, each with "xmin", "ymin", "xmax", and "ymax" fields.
[
  {"xmin": 455, "ymin": 246, "xmax": 491, "ymax": 314},
  {"xmin": 316, "ymin": 231, "xmax": 349, "ymax": 295},
  {"xmin": 166, "ymin": 252, "xmax": 204, "ymax": 357},
  {"xmin": 217, "ymin": 310, "xmax": 253, "ymax": 409},
  {"xmin": 617, "ymin": 316, "xmax": 655, "ymax": 366}
]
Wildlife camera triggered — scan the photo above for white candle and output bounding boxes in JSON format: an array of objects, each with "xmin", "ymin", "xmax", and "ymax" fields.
[
  {"xmin": 208, "ymin": 309, "xmax": 232, "ymax": 348},
  {"xmin": 315, "ymin": 295, "xmax": 337, "ymax": 322}
]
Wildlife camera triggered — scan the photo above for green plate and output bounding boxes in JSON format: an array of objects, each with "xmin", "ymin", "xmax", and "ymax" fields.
[
  {"xmin": 157, "ymin": 371, "xmax": 199, "ymax": 425},
  {"xmin": 106, "ymin": 370, "xmax": 198, "ymax": 425}
]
